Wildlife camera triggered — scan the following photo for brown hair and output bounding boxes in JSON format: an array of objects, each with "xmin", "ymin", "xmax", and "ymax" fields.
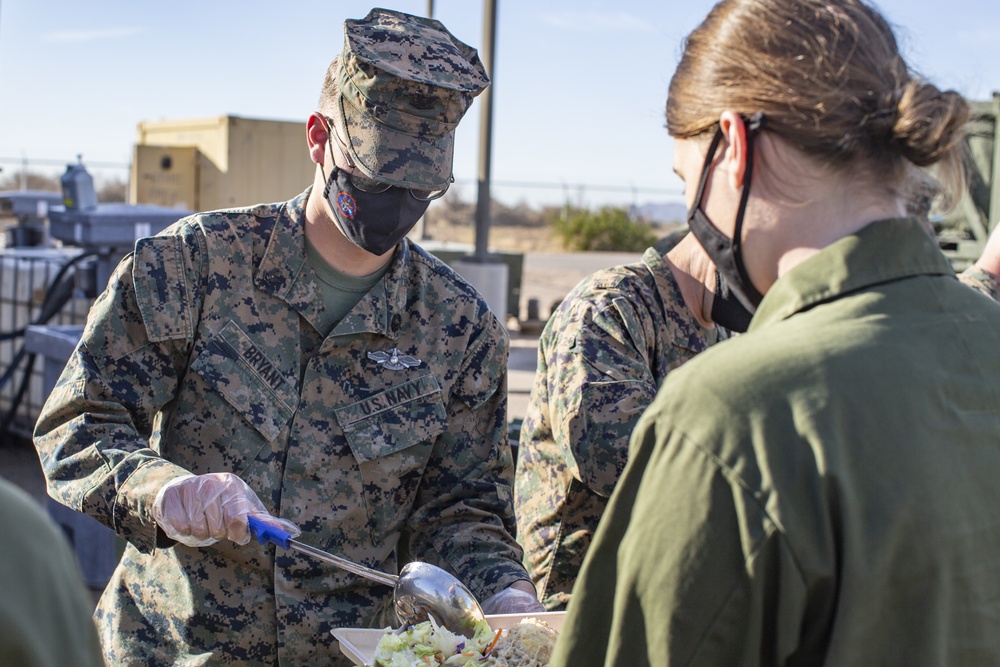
[
  {"xmin": 318, "ymin": 57, "xmax": 341, "ymax": 116},
  {"xmin": 667, "ymin": 0, "xmax": 969, "ymax": 201}
]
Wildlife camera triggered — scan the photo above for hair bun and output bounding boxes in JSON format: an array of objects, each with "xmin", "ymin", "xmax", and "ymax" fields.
[{"xmin": 892, "ymin": 81, "xmax": 969, "ymax": 167}]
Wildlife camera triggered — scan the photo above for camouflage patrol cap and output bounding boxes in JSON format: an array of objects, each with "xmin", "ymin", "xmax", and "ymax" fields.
[{"xmin": 334, "ymin": 7, "xmax": 491, "ymax": 190}]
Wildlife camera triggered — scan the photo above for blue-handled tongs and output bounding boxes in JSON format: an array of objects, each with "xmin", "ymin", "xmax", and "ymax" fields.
[{"xmin": 248, "ymin": 516, "xmax": 397, "ymax": 586}]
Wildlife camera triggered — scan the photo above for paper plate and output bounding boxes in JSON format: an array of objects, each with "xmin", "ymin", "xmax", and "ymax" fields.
[
  {"xmin": 332, "ymin": 611, "xmax": 566, "ymax": 666},
  {"xmin": 479, "ymin": 611, "xmax": 566, "ymax": 632},
  {"xmin": 331, "ymin": 628, "xmax": 383, "ymax": 667}
]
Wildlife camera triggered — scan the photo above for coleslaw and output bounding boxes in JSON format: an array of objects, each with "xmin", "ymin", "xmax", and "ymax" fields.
[
  {"xmin": 374, "ymin": 616, "xmax": 496, "ymax": 667},
  {"xmin": 373, "ymin": 616, "xmax": 558, "ymax": 667}
]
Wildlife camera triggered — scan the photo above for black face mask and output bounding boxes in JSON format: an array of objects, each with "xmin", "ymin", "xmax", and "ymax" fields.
[
  {"xmin": 322, "ymin": 165, "xmax": 430, "ymax": 256},
  {"xmin": 686, "ymin": 112, "xmax": 766, "ymax": 333},
  {"xmin": 711, "ymin": 269, "xmax": 753, "ymax": 333}
]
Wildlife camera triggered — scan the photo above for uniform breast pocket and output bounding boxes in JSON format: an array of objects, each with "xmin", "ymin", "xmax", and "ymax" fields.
[
  {"xmin": 182, "ymin": 322, "xmax": 296, "ymax": 471},
  {"xmin": 335, "ymin": 374, "xmax": 447, "ymax": 546}
]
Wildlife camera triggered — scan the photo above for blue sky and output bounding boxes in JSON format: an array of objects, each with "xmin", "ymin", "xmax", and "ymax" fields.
[{"xmin": 1, "ymin": 0, "xmax": 998, "ymax": 209}]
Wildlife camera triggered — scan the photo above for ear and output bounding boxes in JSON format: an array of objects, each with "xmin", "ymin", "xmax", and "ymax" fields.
[
  {"xmin": 306, "ymin": 113, "xmax": 329, "ymax": 166},
  {"xmin": 718, "ymin": 111, "xmax": 749, "ymax": 190}
]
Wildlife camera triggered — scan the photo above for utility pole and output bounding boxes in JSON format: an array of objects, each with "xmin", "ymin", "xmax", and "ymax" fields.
[
  {"xmin": 453, "ymin": 0, "xmax": 509, "ymax": 323},
  {"xmin": 474, "ymin": 0, "xmax": 497, "ymax": 259}
]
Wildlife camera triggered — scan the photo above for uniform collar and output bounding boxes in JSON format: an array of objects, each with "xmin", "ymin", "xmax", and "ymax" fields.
[
  {"xmin": 750, "ymin": 217, "xmax": 955, "ymax": 331},
  {"xmin": 256, "ymin": 187, "xmax": 408, "ymax": 339},
  {"xmin": 642, "ymin": 246, "xmax": 718, "ymax": 350},
  {"xmin": 255, "ymin": 189, "xmax": 322, "ymax": 327},
  {"xmin": 331, "ymin": 240, "xmax": 411, "ymax": 339}
]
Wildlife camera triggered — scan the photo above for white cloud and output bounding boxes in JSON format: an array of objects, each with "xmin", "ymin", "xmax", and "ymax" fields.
[
  {"xmin": 538, "ymin": 10, "xmax": 656, "ymax": 33},
  {"xmin": 43, "ymin": 26, "xmax": 142, "ymax": 43}
]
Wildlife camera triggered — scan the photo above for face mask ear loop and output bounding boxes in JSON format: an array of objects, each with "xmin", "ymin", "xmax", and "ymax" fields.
[
  {"xmin": 693, "ymin": 129, "xmax": 725, "ymax": 211},
  {"xmin": 322, "ymin": 165, "xmax": 334, "ymax": 200},
  {"xmin": 321, "ymin": 116, "xmax": 344, "ymax": 202},
  {"xmin": 687, "ymin": 128, "xmax": 734, "ymax": 262},
  {"xmin": 731, "ymin": 112, "xmax": 767, "ymax": 306}
]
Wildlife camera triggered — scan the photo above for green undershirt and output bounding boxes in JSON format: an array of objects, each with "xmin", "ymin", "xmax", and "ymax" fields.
[{"xmin": 304, "ymin": 235, "xmax": 389, "ymax": 336}]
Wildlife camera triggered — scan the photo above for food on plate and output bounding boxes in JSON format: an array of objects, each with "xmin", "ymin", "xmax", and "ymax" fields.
[
  {"xmin": 373, "ymin": 616, "xmax": 492, "ymax": 667},
  {"xmin": 373, "ymin": 616, "xmax": 558, "ymax": 667},
  {"xmin": 485, "ymin": 617, "xmax": 559, "ymax": 667}
]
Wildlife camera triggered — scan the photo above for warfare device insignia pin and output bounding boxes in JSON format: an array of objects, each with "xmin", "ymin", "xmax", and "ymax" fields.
[{"xmin": 368, "ymin": 349, "xmax": 422, "ymax": 371}]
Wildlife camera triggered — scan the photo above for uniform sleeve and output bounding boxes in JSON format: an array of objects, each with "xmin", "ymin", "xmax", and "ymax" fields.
[
  {"xmin": 551, "ymin": 410, "xmax": 809, "ymax": 667},
  {"xmin": 544, "ymin": 292, "xmax": 660, "ymax": 497},
  {"xmin": 33, "ymin": 226, "xmax": 205, "ymax": 553},
  {"xmin": 958, "ymin": 266, "xmax": 1000, "ymax": 302},
  {"xmin": 403, "ymin": 307, "xmax": 528, "ymax": 599}
]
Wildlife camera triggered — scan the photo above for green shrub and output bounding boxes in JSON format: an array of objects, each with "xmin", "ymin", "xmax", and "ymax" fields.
[{"xmin": 553, "ymin": 206, "xmax": 658, "ymax": 252}]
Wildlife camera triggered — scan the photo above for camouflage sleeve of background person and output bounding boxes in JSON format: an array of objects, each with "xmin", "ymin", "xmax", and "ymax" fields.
[
  {"xmin": 958, "ymin": 221, "xmax": 1000, "ymax": 301},
  {"xmin": 398, "ymin": 291, "xmax": 528, "ymax": 599},
  {"xmin": 33, "ymin": 222, "xmax": 206, "ymax": 553},
  {"xmin": 960, "ymin": 266, "xmax": 999, "ymax": 301},
  {"xmin": 525, "ymin": 279, "xmax": 663, "ymax": 498},
  {"xmin": 517, "ymin": 250, "xmax": 714, "ymax": 516},
  {"xmin": 515, "ymin": 268, "xmax": 669, "ymax": 610},
  {"xmin": 516, "ymin": 250, "xmax": 716, "ymax": 609}
]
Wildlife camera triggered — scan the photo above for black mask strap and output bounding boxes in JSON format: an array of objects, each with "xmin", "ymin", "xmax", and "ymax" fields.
[
  {"xmin": 687, "ymin": 113, "xmax": 767, "ymax": 311},
  {"xmin": 691, "ymin": 129, "xmax": 725, "ymax": 218},
  {"xmin": 731, "ymin": 112, "xmax": 766, "ymax": 305}
]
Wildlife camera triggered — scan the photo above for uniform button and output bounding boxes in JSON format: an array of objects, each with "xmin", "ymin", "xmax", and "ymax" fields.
[{"xmin": 391, "ymin": 313, "xmax": 402, "ymax": 332}]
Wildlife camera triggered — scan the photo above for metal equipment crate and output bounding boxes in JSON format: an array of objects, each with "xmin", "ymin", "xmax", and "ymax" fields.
[
  {"xmin": 935, "ymin": 92, "xmax": 1000, "ymax": 270},
  {"xmin": 0, "ymin": 247, "xmax": 93, "ymax": 440}
]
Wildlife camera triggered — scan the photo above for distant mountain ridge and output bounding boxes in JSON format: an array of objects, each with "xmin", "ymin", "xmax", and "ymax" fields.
[{"xmin": 633, "ymin": 202, "xmax": 687, "ymax": 225}]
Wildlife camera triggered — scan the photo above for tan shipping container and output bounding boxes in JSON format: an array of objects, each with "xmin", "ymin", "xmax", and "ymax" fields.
[{"xmin": 131, "ymin": 115, "xmax": 314, "ymax": 212}]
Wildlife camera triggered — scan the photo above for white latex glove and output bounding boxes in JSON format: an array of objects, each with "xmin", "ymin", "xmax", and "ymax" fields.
[
  {"xmin": 153, "ymin": 472, "xmax": 300, "ymax": 547},
  {"xmin": 480, "ymin": 586, "xmax": 547, "ymax": 615}
]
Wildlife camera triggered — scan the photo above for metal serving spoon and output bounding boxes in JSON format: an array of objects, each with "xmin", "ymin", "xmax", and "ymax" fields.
[{"xmin": 248, "ymin": 517, "xmax": 486, "ymax": 638}]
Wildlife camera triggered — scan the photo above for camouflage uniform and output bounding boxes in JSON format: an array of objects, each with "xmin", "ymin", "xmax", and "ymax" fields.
[
  {"xmin": 514, "ymin": 247, "xmax": 718, "ymax": 610},
  {"xmin": 33, "ymin": 189, "xmax": 527, "ymax": 666}
]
